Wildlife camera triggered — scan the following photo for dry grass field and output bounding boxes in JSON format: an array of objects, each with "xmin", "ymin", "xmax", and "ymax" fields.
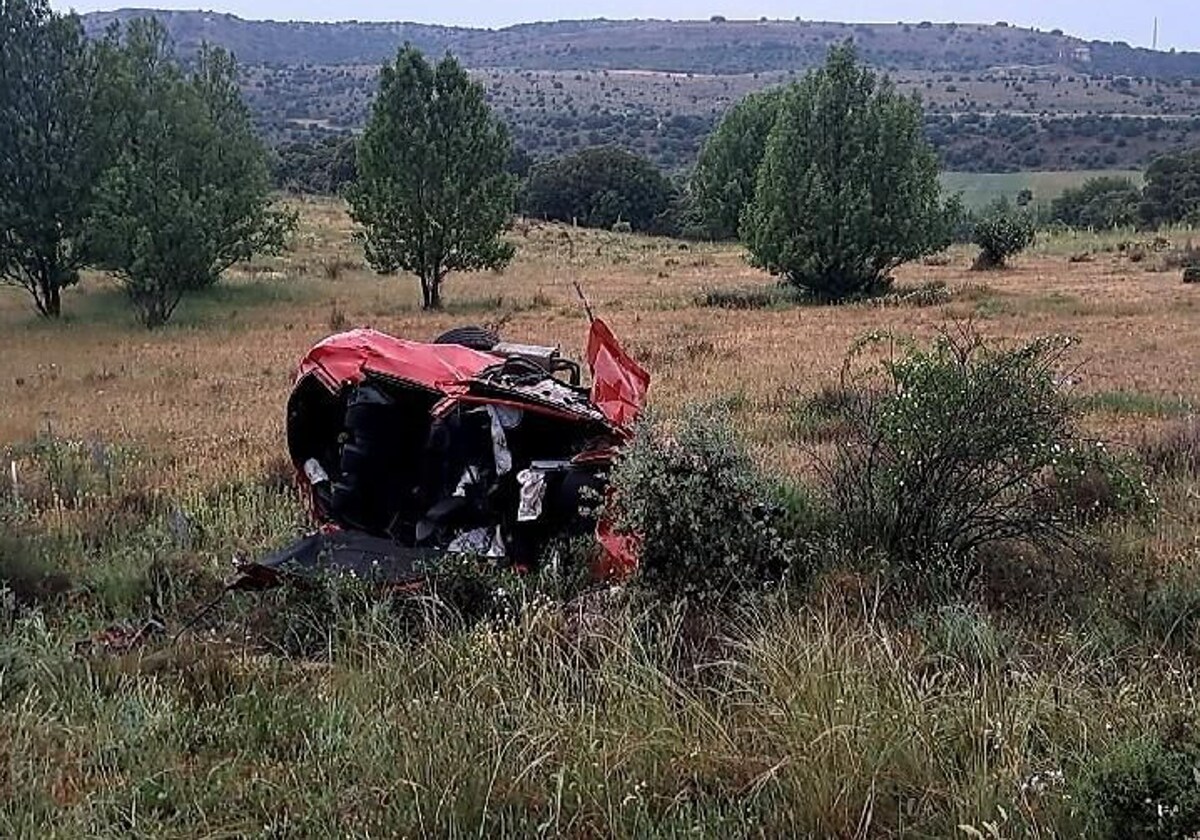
[
  {"xmin": 2, "ymin": 197, "xmax": 1197, "ymax": 481},
  {"xmin": 3, "ymin": 198, "xmax": 1200, "ymax": 836}
]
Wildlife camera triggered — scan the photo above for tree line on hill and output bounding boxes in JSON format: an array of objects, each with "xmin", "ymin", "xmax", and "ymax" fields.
[
  {"xmin": 7, "ymin": 1, "xmax": 1200, "ymax": 323},
  {"xmin": 79, "ymin": 12, "xmax": 1200, "ymax": 82},
  {"xmin": 259, "ymin": 64, "xmax": 1200, "ymax": 174},
  {"xmin": 272, "ymin": 88, "xmax": 1200, "ymax": 244}
]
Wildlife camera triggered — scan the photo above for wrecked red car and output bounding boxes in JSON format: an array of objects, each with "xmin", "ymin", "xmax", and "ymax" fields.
[{"xmin": 234, "ymin": 319, "xmax": 648, "ymax": 588}]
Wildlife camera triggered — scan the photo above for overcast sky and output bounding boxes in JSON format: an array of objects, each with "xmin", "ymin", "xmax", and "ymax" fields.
[{"xmin": 53, "ymin": 1, "xmax": 1200, "ymax": 52}]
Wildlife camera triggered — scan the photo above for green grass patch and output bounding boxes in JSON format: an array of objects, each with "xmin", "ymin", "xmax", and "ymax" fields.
[
  {"xmin": 698, "ymin": 284, "xmax": 801, "ymax": 310},
  {"xmin": 47, "ymin": 275, "xmax": 318, "ymax": 330},
  {"xmin": 941, "ymin": 169, "xmax": 1143, "ymax": 211},
  {"xmin": 700, "ymin": 281, "xmax": 950, "ymax": 311},
  {"xmin": 1080, "ymin": 391, "xmax": 1194, "ymax": 418}
]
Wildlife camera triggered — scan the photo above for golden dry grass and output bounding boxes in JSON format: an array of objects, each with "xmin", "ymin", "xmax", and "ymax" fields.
[
  {"xmin": 1, "ymin": 196, "xmax": 1198, "ymax": 485},
  {"xmin": 4, "ymin": 198, "xmax": 1200, "ymax": 838}
]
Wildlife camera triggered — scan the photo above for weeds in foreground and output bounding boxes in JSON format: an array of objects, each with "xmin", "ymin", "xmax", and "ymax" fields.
[{"xmin": 4, "ymin": 582, "xmax": 1200, "ymax": 837}]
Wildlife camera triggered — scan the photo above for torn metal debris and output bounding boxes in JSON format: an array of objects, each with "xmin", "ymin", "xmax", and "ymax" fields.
[{"xmin": 233, "ymin": 318, "xmax": 648, "ymax": 589}]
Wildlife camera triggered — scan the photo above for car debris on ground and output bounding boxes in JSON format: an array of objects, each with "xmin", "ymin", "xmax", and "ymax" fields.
[{"xmin": 230, "ymin": 315, "xmax": 649, "ymax": 590}]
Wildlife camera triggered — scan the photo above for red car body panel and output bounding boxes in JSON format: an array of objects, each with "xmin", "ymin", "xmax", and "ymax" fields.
[
  {"xmin": 586, "ymin": 318, "xmax": 651, "ymax": 430},
  {"xmin": 297, "ymin": 328, "xmax": 499, "ymax": 395},
  {"xmin": 296, "ymin": 319, "xmax": 647, "ymax": 432}
]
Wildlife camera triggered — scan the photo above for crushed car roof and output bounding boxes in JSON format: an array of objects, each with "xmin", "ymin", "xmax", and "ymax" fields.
[
  {"xmin": 298, "ymin": 328, "xmax": 496, "ymax": 395},
  {"xmin": 296, "ymin": 319, "xmax": 649, "ymax": 432}
]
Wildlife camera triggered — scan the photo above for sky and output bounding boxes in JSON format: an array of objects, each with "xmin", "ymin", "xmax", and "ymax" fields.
[{"xmin": 52, "ymin": 1, "xmax": 1200, "ymax": 52}]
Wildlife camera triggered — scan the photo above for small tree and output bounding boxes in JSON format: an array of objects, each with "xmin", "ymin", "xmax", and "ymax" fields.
[
  {"xmin": 827, "ymin": 327, "xmax": 1145, "ymax": 584},
  {"xmin": 0, "ymin": 0, "xmax": 102, "ymax": 317},
  {"xmin": 1141, "ymin": 147, "xmax": 1200, "ymax": 228},
  {"xmin": 609, "ymin": 407, "xmax": 795, "ymax": 600},
  {"xmin": 88, "ymin": 21, "xmax": 292, "ymax": 326},
  {"xmin": 88, "ymin": 20, "xmax": 293, "ymax": 327},
  {"xmin": 690, "ymin": 87, "xmax": 784, "ymax": 240},
  {"xmin": 1050, "ymin": 176, "xmax": 1141, "ymax": 229},
  {"xmin": 273, "ymin": 135, "xmax": 357, "ymax": 195},
  {"xmin": 972, "ymin": 209, "xmax": 1035, "ymax": 269},
  {"xmin": 347, "ymin": 47, "xmax": 517, "ymax": 310},
  {"xmin": 522, "ymin": 146, "xmax": 675, "ymax": 233},
  {"xmin": 742, "ymin": 43, "xmax": 955, "ymax": 299}
]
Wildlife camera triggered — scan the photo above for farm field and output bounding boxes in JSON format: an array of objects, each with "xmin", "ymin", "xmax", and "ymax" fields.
[
  {"xmin": 3, "ymin": 198, "xmax": 1196, "ymax": 474},
  {"xmin": 2, "ymin": 198, "xmax": 1200, "ymax": 836},
  {"xmin": 940, "ymin": 168, "xmax": 1145, "ymax": 209}
]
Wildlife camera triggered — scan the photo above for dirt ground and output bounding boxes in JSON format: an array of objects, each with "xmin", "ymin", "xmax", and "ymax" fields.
[{"xmin": 2, "ymin": 196, "xmax": 1197, "ymax": 485}]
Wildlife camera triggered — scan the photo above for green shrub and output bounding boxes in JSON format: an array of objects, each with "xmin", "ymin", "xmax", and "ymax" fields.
[
  {"xmin": 1049, "ymin": 443, "xmax": 1153, "ymax": 524},
  {"xmin": 522, "ymin": 146, "xmax": 675, "ymax": 233},
  {"xmin": 698, "ymin": 285, "xmax": 799, "ymax": 309},
  {"xmin": 609, "ymin": 407, "xmax": 798, "ymax": 600},
  {"xmin": 1080, "ymin": 730, "xmax": 1200, "ymax": 839},
  {"xmin": 1141, "ymin": 146, "xmax": 1200, "ymax": 228},
  {"xmin": 1050, "ymin": 176, "xmax": 1142, "ymax": 230},
  {"xmin": 972, "ymin": 211, "xmax": 1035, "ymax": 269},
  {"xmin": 826, "ymin": 328, "xmax": 1137, "ymax": 585}
]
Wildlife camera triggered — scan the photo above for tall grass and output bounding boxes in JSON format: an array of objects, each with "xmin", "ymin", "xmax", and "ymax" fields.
[
  {"xmin": 4, "ymin": 586, "xmax": 1200, "ymax": 836},
  {"xmin": 2, "ymin": 419, "xmax": 1199, "ymax": 836}
]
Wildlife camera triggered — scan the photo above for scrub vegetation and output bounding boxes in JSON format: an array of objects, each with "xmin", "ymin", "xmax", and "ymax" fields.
[
  {"xmin": 5, "ymin": 4, "xmax": 1200, "ymax": 837},
  {"xmin": 4, "ymin": 197, "xmax": 1200, "ymax": 837}
]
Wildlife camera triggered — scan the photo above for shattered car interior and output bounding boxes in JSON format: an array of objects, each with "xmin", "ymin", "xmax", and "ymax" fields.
[{"xmin": 233, "ymin": 319, "xmax": 648, "ymax": 589}]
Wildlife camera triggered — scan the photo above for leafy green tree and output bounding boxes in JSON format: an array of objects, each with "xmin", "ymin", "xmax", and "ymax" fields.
[
  {"xmin": 690, "ymin": 87, "xmax": 784, "ymax": 240},
  {"xmin": 89, "ymin": 20, "xmax": 294, "ymax": 328},
  {"xmin": 1050, "ymin": 176, "xmax": 1141, "ymax": 229},
  {"xmin": 522, "ymin": 146, "xmax": 676, "ymax": 233},
  {"xmin": 0, "ymin": 0, "xmax": 102, "ymax": 317},
  {"xmin": 273, "ymin": 135, "xmax": 357, "ymax": 194},
  {"xmin": 742, "ymin": 44, "xmax": 954, "ymax": 299},
  {"xmin": 972, "ymin": 208, "xmax": 1035, "ymax": 269},
  {"xmin": 1141, "ymin": 147, "xmax": 1200, "ymax": 228},
  {"xmin": 347, "ymin": 47, "xmax": 517, "ymax": 310}
]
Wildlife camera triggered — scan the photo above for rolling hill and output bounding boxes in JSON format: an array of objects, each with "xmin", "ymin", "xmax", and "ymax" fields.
[
  {"xmin": 80, "ymin": 11, "xmax": 1200, "ymax": 77},
  {"xmin": 80, "ymin": 10, "xmax": 1200, "ymax": 173}
]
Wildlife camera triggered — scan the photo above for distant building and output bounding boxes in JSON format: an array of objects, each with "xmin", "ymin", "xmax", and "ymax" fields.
[{"xmin": 1072, "ymin": 46, "xmax": 1092, "ymax": 63}]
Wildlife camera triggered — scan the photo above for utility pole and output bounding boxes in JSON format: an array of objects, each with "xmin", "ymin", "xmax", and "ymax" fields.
[{"xmin": 1152, "ymin": 16, "xmax": 1158, "ymax": 50}]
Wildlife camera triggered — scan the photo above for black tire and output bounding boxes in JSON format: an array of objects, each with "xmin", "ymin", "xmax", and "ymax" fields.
[{"xmin": 432, "ymin": 325, "xmax": 500, "ymax": 351}]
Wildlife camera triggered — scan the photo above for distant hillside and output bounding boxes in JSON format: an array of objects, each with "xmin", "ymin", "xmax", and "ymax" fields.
[
  {"xmin": 81, "ymin": 11, "xmax": 1200, "ymax": 78},
  {"xmin": 78, "ymin": 10, "xmax": 1200, "ymax": 174}
]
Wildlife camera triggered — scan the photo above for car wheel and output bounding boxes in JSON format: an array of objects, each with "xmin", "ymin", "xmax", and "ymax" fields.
[{"xmin": 433, "ymin": 325, "xmax": 500, "ymax": 351}]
